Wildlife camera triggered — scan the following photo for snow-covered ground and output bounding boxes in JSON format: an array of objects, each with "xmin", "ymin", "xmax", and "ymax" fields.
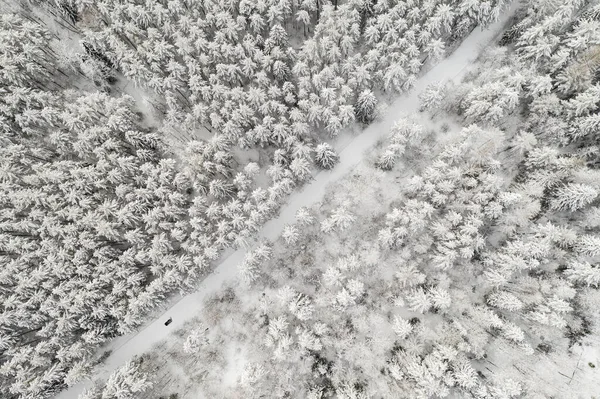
[{"xmin": 55, "ymin": 4, "xmax": 519, "ymax": 398}]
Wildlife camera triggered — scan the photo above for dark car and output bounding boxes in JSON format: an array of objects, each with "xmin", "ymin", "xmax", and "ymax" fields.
[{"xmin": 164, "ymin": 317, "xmax": 173, "ymax": 326}]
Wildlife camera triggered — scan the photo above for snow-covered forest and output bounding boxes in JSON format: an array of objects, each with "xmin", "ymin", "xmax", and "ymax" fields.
[{"xmin": 1, "ymin": 0, "xmax": 600, "ymax": 398}]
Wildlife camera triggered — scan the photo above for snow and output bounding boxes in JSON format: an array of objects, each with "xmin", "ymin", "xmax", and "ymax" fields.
[
  {"xmin": 221, "ymin": 342, "xmax": 247, "ymax": 387},
  {"xmin": 54, "ymin": 4, "xmax": 519, "ymax": 398}
]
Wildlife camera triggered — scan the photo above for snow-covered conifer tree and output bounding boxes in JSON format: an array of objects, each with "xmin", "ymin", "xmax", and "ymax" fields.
[
  {"xmin": 282, "ymin": 224, "xmax": 300, "ymax": 245},
  {"xmin": 314, "ymin": 143, "xmax": 339, "ymax": 169},
  {"xmin": 354, "ymin": 89, "xmax": 378, "ymax": 124},
  {"xmin": 78, "ymin": 360, "xmax": 151, "ymax": 399},
  {"xmin": 419, "ymin": 81, "xmax": 447, "ymax": 111},
  {"xmin": 550, "ymin": 183, "xmax": 598, "ymax": 212}
]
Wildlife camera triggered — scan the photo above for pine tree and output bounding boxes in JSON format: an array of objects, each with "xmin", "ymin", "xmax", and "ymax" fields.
[
  {"xmin": 550, "ymin": 183, "xmax": 598, "ymax": 212},
  {"xmin": 419, "ymin": 81, "xmax": 447, "ymax": 111},
  {"xmin": 282, "ymin": 224, "xmax": 300, "ymax": 245},
  {"xmin": 487, "ymin": 291, "xmax": 523, "ymax": 312},
  {"xmin": 330, "ymin": 206, "xmax": 356, "ymax": 231},
  {"xmin": 78, "ymin": 360, "xmax": 151, "ymax": 399},
  {"xmin": 564, "ymin": 261, "xmax": 600, "ymax": 287},
  {"xmin": 575, "ymin": 235, "xmax": 600, "ymax": 257},
  {"xmin": 290, "ymin": 157, "xmax": 312, "ymax": 181},
  {"xmin": 183, "ymin": 325, "xmax": 209, "ymax": 354},
  {"xmin": 314, "ymin": 142, "xmax": 339, "ymax": 169},
  {"xmin": 295, "ymin": 207, "xmax": 315, "ymax": 226},
  {"xmin": 392, "ymin": 316, "xmax": 413, "ymax": 339},
  {"xmin": 376, "ymin": 150, "xmax": 397, "ymax": 170},
  {"xmin": 354, "ymin": 89, "xmax": 378, "ymax": 124}
]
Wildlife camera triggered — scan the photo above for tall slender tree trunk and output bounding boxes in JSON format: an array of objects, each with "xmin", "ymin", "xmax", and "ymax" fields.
[{"xmin": 316, "ymin": 0, "xmax": 320, "ymax": 21}]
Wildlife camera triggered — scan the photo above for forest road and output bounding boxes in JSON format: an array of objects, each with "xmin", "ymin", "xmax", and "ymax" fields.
[{"xmin": 55, "ymin": 3, "xmax": 519, "ymax": 398}]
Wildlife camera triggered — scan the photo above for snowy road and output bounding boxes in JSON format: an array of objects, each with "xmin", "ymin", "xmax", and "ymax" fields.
[{"xmin": 56, "ymin": 4, "xmax": 518, "ymax": 398}]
